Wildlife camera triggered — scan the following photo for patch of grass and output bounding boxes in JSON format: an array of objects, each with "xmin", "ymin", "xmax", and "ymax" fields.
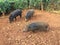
[{"xmin": 52, "ymin": 11, "xmax": 60, "ymax": 14}]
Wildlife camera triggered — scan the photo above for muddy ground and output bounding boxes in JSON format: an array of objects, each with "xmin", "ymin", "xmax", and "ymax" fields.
[{"xmin": 0, "ymin": 10, "xmax": 60, "ymax": 45}]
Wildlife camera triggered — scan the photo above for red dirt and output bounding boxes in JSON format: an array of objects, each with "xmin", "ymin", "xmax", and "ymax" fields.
[{"xmin": 0, "ymin": 10, "xmax": 60, "ymax": 45}]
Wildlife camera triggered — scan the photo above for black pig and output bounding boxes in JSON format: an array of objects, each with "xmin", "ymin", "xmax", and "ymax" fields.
[
  {"xmin": 25, "ymin": 9, "xmax": 34, "ymax": 21},
  {"xmin": 9, "ymin": 9, "xmax": 22, "ymax": 23},
  {"xmin": 23, "ymin": 22, "xmax": 49, "ymax": 32}
]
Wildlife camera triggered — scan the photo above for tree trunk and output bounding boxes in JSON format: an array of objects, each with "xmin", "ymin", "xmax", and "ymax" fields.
[
  {"xmin": 27, "ymin": 0, "xmax": 30, "ymax": 8},
  {"xmin": 41, "ymin": 0, "xmax": 44, "ymax": 11}
]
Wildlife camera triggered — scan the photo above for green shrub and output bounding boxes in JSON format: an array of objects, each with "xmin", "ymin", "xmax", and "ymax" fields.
[
  {"xmin": 14, "ymin": 0, "xmax": 28, "ymax": 9},
  {"xmin": 0, "ymin": 1, "xmax": 11, "ymax": 14},
  {"xmin": 0, "ymin": 0, "xmax": 60, "ymax": 13}
]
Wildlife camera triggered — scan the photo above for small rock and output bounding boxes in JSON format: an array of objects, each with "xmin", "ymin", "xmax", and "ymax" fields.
[
  {"xmin": 28, "ymin": 35, "xmax": 32, "ymax": 38},
  {"xmin": 22, "ymin": 41, "xmax": 26, "ymax": 45},
  {"xmin": 15, "ymin": 40, "xmax": 19, "ymax": 44},
  {"xmin": 8, "ymin": 38, "xmax": 12, "ymax": 41},
  {"xmin": 7, "ymin": 27, "xmax": 10, "ymax": 29},
  {"xmin": 15, "ymin": 37, "xmax": 20, "ymax": 41},
  {"xmin": 2, "ymin": 27, "xmax": 5, "ymax": 30},
  {"xmin": 17, "ymin": 24, "xmax": 20, "ymax": 26}
]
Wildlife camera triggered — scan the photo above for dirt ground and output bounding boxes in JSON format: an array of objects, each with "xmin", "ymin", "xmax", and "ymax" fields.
[{"xmin": 0, "ymin": 10, "xmax": 60, "ymax": 45}]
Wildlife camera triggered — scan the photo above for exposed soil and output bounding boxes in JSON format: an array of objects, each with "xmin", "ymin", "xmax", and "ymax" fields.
[{"xmin": 0, "ymin": 10, "xmax": 60, "ymax": 45}]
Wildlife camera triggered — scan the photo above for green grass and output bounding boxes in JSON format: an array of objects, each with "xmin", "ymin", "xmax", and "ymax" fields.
[
  {"xmin": 53, "ymin": 11, "xmax": 60, "ymax": 14},
  {"xmin": 0, "ymin": 0, "xmax": 18, "ymax": 2},
  {"xmin": 50, "ymin": 10, "xmax": 60, "ymax": 14},
  {"xmin": 0, "ymin": 0, "xmax": 4, "ymax": 2}
]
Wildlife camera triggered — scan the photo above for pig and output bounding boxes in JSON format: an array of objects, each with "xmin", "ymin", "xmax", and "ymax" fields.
[
  {"xmin": 25, "ymin": 9, "xmax": 34, "ymax": 21},
  {"xmin": 23, "ymin": 22, "xmax": 49, "ymax": 32},
  {"xmin": 9, "ymin": 9, "xmax": 22, "ymax": 23}
]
